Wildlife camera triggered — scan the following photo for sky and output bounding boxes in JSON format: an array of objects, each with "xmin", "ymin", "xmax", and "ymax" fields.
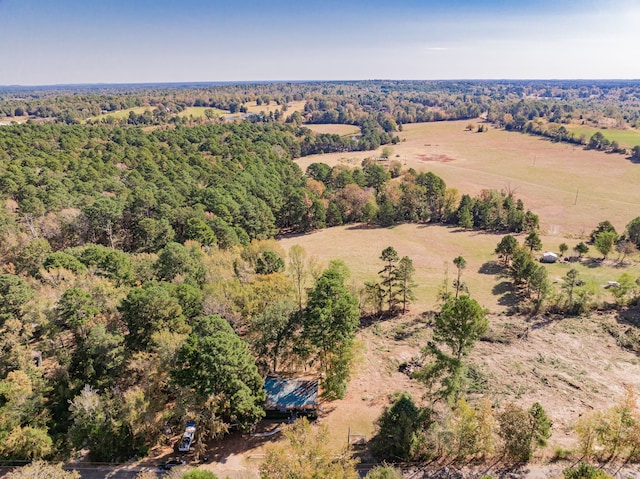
[{"xmin": 1, "ymin": 0, "xmax": 639, "ymax": 85}]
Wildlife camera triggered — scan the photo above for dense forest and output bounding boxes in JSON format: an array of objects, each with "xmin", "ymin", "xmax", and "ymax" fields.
[{"xmin": 2, "ymin": 82, "xmax": 640, "ymax": 478}]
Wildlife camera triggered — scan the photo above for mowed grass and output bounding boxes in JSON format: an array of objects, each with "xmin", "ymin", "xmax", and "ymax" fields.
[
  {"xmin": 243, "ymin": 100, "xmax": 306, "ymax": 115},
  {"xmin": 279, "ymin": 223, "xmax": 640, "ymax": 314},
  {"xmin": 564, "ymin": 125, "xmax": 640, "ymax": 148},
  {"xmin": 177, "ymin": 106, "xmax": 227, "ymax": 118},
  {"xmin": 86, "ymin": 106, "xmax": 151, "ymax": 122},
  {"xmin": 296, "ymin": 120, "xmax": 640, "ymax": 236},
  {"xmin": 303, "ymin": 124, "xmax": 360, "ymax": 137}
]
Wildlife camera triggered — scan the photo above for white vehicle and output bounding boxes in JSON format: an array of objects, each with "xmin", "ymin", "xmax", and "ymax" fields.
[{"xmin": 178, "ymin": 421, "xmax": 196, "ymax": 452}]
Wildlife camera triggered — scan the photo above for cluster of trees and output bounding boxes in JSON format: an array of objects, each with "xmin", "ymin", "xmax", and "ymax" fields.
[
  {"xmin": 575, "ymin": 387, "xmax": 640, "ymax": 462},
  {"xmin": 299, "ymin": 121, "xmax": 399, "ymax": 156},
  {"xmin": 362, "ymin": 247, "xmax": 416, "ymax": 316},
  {"xmin": 370, "ymin": 393, "xmax": 551, "ymax": 463},
  {"xmin": 492, "ymin": 216, "xmax": 640, "ymax": 315},
  {"xmin": 0, "ymin": 121, "xmax": 315, "ymax": 253},
  {"xmin": 305, "ymin": 161, "xmax": 537, "ymax": 232},
  {"xmin": 260, "ymin": 417, "xmax": 405, "ymax": 479},
  {"xmin": 0, "ymin": 233, "xmax": 361, "ymax": 461}
]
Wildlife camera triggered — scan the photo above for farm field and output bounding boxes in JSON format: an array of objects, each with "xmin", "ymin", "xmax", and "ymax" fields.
[
  {"xmin": 304, "ymin": 123, "xmax": 360, "ymax": 136},
  {"xmin": 0, "ymin": 115, "xmax": 29, "ymax": 125},
  {"xmin": 564, "ymin": 124, "xmax": 640, "ymax": 147},
  {"xmin": 177, "ymin": 106, "xmax": 227, "ymax": 118},
  {"xmin": 85, "ymin": 106, "xmax": 152, "ymax": 122},
  {"xmin": 279, "ymin": 223, "xmax": 640, "ymax": 314},
  {"xmin": 243, "ymin": 99, "xmax": 306, "ymax": 115},
  {"xmin": 296, "ymin": 120, "xmax": 640, "ymax": 236}
]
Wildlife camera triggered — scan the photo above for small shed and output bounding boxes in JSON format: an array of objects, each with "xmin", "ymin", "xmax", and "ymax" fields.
[
  {"xmin": 541, "ymin": 251, "xmax": 558, "ymax": 263},
  {"xmin": 264, "ymin": 376, "xmax": 319, "ymax": 419}
]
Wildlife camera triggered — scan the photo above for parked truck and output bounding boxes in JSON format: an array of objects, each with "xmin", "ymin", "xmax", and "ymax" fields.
[{"xmin": 178, "ymin": 421, "xmax": 196, "ymax": 452}]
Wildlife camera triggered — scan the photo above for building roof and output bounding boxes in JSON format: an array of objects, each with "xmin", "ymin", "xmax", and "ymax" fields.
[{"xmin": 264, "ymin": 376, "xmax": 319, "ymax": 411}]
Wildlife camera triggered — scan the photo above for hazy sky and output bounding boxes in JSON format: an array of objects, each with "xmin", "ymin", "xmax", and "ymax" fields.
[{"xmin": 1, "ymin": 0, "xmax": 639, "ymax": 85}]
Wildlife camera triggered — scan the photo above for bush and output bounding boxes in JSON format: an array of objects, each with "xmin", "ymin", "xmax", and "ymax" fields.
[
  {"xmin": 563, "ymin": 461, "xmax": 612, "ymax": 479},
  {"xmin": 370, "ymin": 392, "xmax": 430, "ymax": 462},
  {"xmin": 365, "ymin": 465, "xmax": 404, "ymax": 479},
  {"xmin": 497, "ymin": 402, "xmax": 551, "ymax": 462}
]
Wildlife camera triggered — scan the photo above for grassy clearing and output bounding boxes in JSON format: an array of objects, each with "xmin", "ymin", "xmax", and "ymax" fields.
[
  {"xmin": 278, "ymin": 224, "xmax": 640, "ymax": 314},
  {"xmin": 304, "ymin": 124, "xmax": 360, "ymax": 137},
  {"xmin": 177, "ymin": 106, "xmax": 227, "ymax": 118},
  {"xmin": 243, "ymin": 100, "xmax": 306, "ymax": 115},
  {"xmin": 564, "ymin": 125, "xmax": 640, "ymax": 148},
  {"xmin": 86, "ymin": 106, "xmax": 151, "ymax": 122},
  {"xmin": 296, "ymin": 120, "xmax": 640, "ymax": 236}
]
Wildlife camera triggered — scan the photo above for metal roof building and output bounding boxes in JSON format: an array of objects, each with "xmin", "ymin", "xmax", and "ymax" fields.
[{"xmin": 264, "ymin": 376, "xmax": 319, "ymax": 418}]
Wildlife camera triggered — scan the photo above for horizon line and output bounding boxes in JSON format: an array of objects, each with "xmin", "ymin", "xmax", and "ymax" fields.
[{"xmin": 2, "ymin": 78, "xmax": 640, "ymax": 89}]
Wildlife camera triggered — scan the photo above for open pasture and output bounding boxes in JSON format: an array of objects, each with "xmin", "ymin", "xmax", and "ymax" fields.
[
  {"xmin": 296, "ymin": 120, "xmax": 640, "ymax": 236},
  {"xmin": 86, "ymin": 106, "xmax": 151, "ymax": 122},
  {"xmin": 565, "ymin": 124, "xmax": 640, "ymax": 148},
  {"xmin": 243, "ymin": 99, "xmax": 306, "ymax": 115},
  {"xmin": 279, "ymin": 223, "xmax": 640, "ymax": 314},
  {"xmin": 177, "ymin": 106, "xmax": 227, "ymax": 118}
]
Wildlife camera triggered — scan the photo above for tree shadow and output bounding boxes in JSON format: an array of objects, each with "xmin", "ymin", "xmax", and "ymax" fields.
[
  {"xmin": 393, "ymin": 315, "xmax": 432, "ymax": 341},
  {"xmin": 492, "ymin": 281, "xmax": 519, "ymax": 309},
  {"xmin": 205, "ymin": 427, "xmax": 280, "ymax": 466},
  {"xmin": 584, "ymin": 258, "xmax": 604, "ymax": 269},
  {"xmin": 344, "ymin": 223, "xmax": 379, "ymax": 231},
  {"xmin": 527, "ymin": 313, "xmax": 562, "ymax": 330},
  {"xmin": 479, "ymin": 261, "xmax": 503, "ymax": 275},
  {"xmin": 360, "ymin": 310, "xmax": 401, "ymax": 328},
  {"xmin": 610, "ymin": 305, "xmax": 640, "ymax": 356}
]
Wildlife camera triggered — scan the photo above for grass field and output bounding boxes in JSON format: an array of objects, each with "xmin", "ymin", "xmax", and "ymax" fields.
[
  {"xmin": 177, "ymin": 106, "xmax": 227, "ymax": 118},
  {"xmin": 296, "ymin": 120, "xmax": 640, "ymax": 236},
  {"xmin": 243, "ymin": 100, "xmax": 306, "ymax": 115},
  {"xmin": 565, "ymin": 124, "xmax": 640, "ymax": 148},
  {"xmin": 86, "ymin": 106, "xmax": 152, "ymax": 122},
  {"xmin": 279, "ymin": 223, "xmax": 640, "ymax": 314},
  {"xmin": 304, "ymin": 124, "xmax": 360, "ymax": 136}
]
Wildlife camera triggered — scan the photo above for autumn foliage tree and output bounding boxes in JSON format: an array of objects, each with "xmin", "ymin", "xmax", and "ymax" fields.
[{"xmin": 260, "ymin": 418, "xmax": 359, "ymax": 479}]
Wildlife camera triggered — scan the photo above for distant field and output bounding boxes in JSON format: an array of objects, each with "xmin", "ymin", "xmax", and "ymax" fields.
[
  {"xmin": 177, "ymin": 106, "xmax": 227, "ymax": 118},
  {"xmin": 243, "ymin": 100, "xmax": 306, "ymax": 115},
  {"xmin": 0, "ymin": 115, "xmax": 29, "ymax": 125},
  {"xmin": 86, "ymin": 106, "xmax": 151, "ymax": 122},
  {"xmin": 296, "ymin": 120, "xmax": 640, "ymax": 236},
  {"xmin": 278, "ymin": 223, "xmax": 640, "ymax": 314},
  {"xmin": 565, "ymin": 124, "xmax": 640, "ymax": 148},
  {"xmin": 304, "ymin": 124, "xmax": 360, "ymax": 136}
]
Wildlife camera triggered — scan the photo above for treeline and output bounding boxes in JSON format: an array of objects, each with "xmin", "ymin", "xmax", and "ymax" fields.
[
  {"xmin": 494, "ymin": 114, "xmax": 638, "ymax": 156},
  {"xmin": 299, "ymin": 120, "xmax": 400, "ymax": 155},
  {"xmin": 4, "ymin": 80, "xmax": 640, "ymax": 131},
  {"xmin": 0, "ymin": 120, "xmax": 534, "ymax": 266},
  {"xmin": 304, "ymin": 159, "xmax": 538, "ymax": 233}
]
